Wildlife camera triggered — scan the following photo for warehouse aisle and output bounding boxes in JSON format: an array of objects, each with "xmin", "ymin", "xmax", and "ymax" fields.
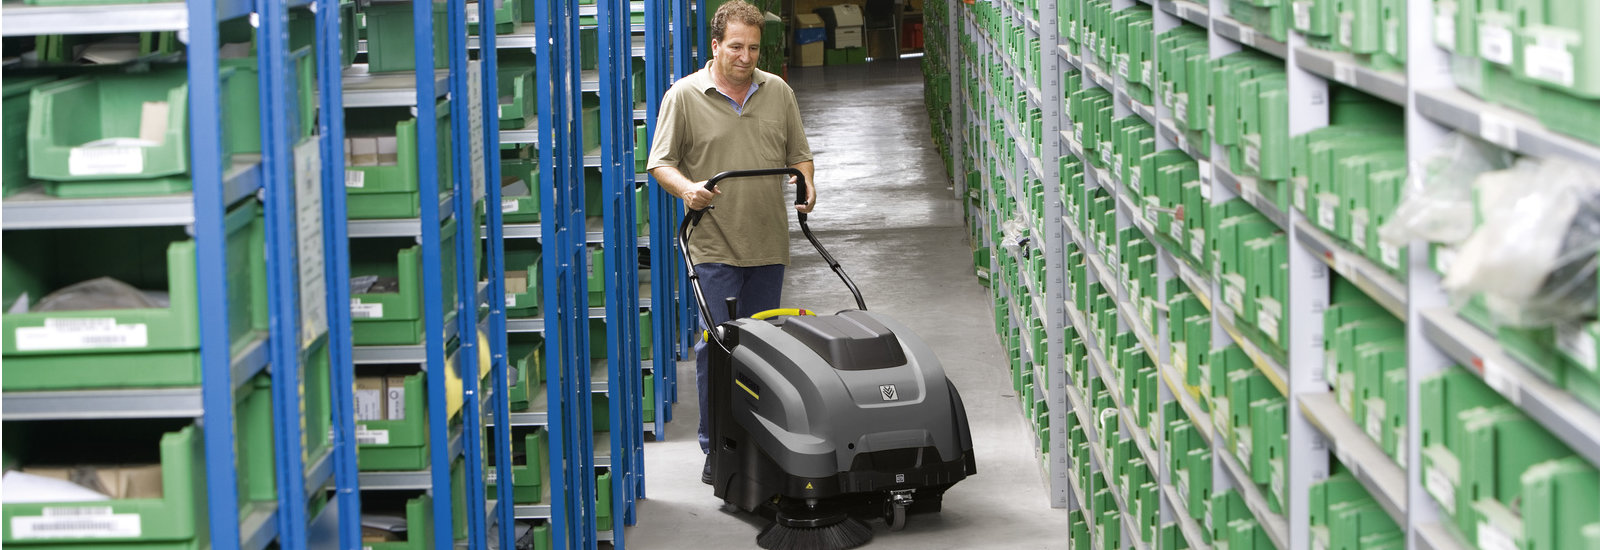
[{"xmin": 628, "ymin": 58, "xmax": 1070, "ymax": 549}]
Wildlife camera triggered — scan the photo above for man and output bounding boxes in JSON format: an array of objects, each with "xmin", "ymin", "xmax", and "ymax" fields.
[{"xmin": 645, "ymin": 0, "xmax": 815, "ymax": 485}]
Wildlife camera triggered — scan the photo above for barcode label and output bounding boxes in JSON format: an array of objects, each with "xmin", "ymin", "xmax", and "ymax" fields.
[
  {"xmin": 1244, "ymin": 144, "xmax": 1261, "ymax": 171},
  {"xmin": 16, "ymin": 319, "xmax": 148, "ymax": 351},
  {"xmin": 345, "ymin": 170, "xmax": 365, "ymax": 188},
  {"xmin": 1478, "ymin": 521, "xmax": 1519, "ymax": 550},
  {"xmin": 1435, "ymin": 11, "xmax": 1457, "ymax": 51},
  {"xmin": 1318, "ymin": 199, "xmax": 1337, "ymax": 231},
  {"xmin": 12, "ymin": 512, "xmax": 140, "ymax": 539},
  {"xmin": 502, "ymin": 198, "xmax": 520, "ymax": 213},
  {"xmin": 486, "ymin": 467, "xmax": 497, "ymax": 483},
  {"xmin": 1293, "ymin": 1, "xmax": 1311, "ymax": 31},
  {"xmin": 68, "ymin": 147, "xmax": 143, "ymax": 176},
  {"xmin": 1479, "ymin": 111, "xmax": 1519, "ymax": 149},
  {"xmin": 1224, "ymin": 285, "xmax": 1245, "ymax": 313},
  {"xmin": 1175, "ymin": 98, "xmax": 1189, "ymax": 122},
  {"xmin": 1426, "ymin": 466, "xmax": 1456, "ymax": 514},
  {"xmin": 1525, "ymin": 39, "xmax": 1575, "ymax": 87},
  {"xmin": 506, "ymin": 294, "xmax": 517, "ymax": 308},
  {"xmin": 1351, "ymin": 219, "xmax": 1368, "ymax": 250},
  {"xmin": 1334, "ymin": 62, "xmax": 1357, "ymax": 85},
  {"xmin": 355, "ymin": 426, "xmax": 390, "ymax": 445},
  {"xmin": 1190, "ymin": 233, "xmax": 1205, "ymax": 262},
  {"xmin": 1380, "ymin": 241, "xmax": 1402, "ymax": 270},
  {"xmin": 1366, "ymin": 401, "xmax": 1386, "ymax": 442},
  {"xmin": 350, "ymin": 300, "xmax": 384, "ymax": 319},
  {"xmin": 1339, "ymin": 14, "xmax": 1354, "ymax": 48},
  {"xmin": 1384, "ymin": 19, "xmax": 1402, "ymax": 58},
  {"xmin": 1258, "ymin": 309, "xmax": 1280, "ymax": 344},
  {"xmin": 1478, "ymin": 23, "xmax": 1514, "ymax": 64}
]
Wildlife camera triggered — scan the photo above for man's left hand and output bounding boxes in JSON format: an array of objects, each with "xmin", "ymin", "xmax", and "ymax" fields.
[{"xmin": 789, "ymin": 175, "xmax": 815, "ymax": 214}]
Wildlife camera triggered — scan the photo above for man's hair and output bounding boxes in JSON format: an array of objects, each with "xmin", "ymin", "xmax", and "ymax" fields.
[{"xmin": 710, "ymin": 0, "xmax": 764, "ymax": 42}]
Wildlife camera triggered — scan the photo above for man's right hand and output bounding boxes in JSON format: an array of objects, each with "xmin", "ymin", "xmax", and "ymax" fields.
[{"xmin": 683, "ymin": 181, "xmax": 720, "ymax": 211}]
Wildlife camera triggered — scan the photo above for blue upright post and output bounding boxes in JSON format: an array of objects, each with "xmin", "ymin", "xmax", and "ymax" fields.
[
  {"xmin": 316, "ymin": 0, "xmax": 363, "ymax": 545},
  {"xmin": 477, "ymin": 0, "xmax": 518, "ymax": 547},
  {"xmin": 645, "ymin": 0, "xmax": 676, "ymax": 434},
  {"xmin": 568, "ymin": 3, "xmax": 597, "ymax": 546},
  {"xmin": 408, "ymin": 0, "xmax": 455, "ymax": 545},
  {"xmin": 445, "ymin": 0, "xmax": 489, "ymax": 544},
  {"xmin": 597, "ymin": 0, "xmax": 640, "ymax": 540},
  {"xmin": 257, "ymin": 0, "xmax": 312, "ymax": 545},
  {"xmin": 189, "ymin": 0, "xmax": 243, "ymax": 545}
]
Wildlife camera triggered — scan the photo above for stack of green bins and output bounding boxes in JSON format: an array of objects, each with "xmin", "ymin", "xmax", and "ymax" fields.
[
  {"xmin": 349, "ymin": 219, "xmax": 459, "ymax": 345},
  {"xmin": 2, "ymin": 76, "xmax": 54, "ymax": 197},
  {"xmin": 345, "ymin": 101, "xmax": 455, "ymax": 220},
  {"xmin": 1308, "ymin": 471, "xmax": 1403, "ymax": 549},
  {"xmin": 467, "ymin": 0, "xmax": 519, "ymax": 35},
  {"xmin": 1225, "ymin": 0, "xmax": 1289, "ymax": 42},
  {"xmin": 26, "ymin": 68, "xmax": 257, "ymax": 198},
  {"xmin": 1290, "ymin": 90, "xmax": 1408, "ymax": 275},
  {"xmin": 3, "ymin": 203, "xmax": 267, "ymax": 389},
  {"xmin": 487, "ymin": 428, "xmax": 548, "ymax": 504},
  {"xmin": 363, "ymin": 1, "xmax": 448, "ymax": 73},
  {"xmin": 1324, "ymin": 277, "xmax": 1408, "ymax": 466},
  {"xmin": 1434, "ymin": 0, "xmax": 1600, "ymax": 146},
  {"xmin": 1209, "ymin": 198, "xmax": 1288, "ymax": 353},
  {"xmin": 1156, "ymin": 25, "xmax": 1210, "ymax": 143}
]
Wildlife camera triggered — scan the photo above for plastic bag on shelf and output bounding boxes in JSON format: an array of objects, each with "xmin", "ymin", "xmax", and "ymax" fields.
[
  {"xmin": 1444, "ymin": 158, "xmax": 1600, "ymax": 326},
  {"xmin": 32, "ymin": 276, "xmax": 162, "ymax": 312},
  {"xmin": 1379, "ymin": 133, "xmax": 1514, "ymax": 246},
  {"xmin": 998, "ymin": 218, "xmax": 1031, "ymax": 254}
]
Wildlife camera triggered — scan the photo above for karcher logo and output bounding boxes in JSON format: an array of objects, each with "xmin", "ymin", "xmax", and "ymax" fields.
[
  {"xmin": 805, "ymin": 482, "xmax": 814, "ymax": 490},
  {"xmin": 880, "ymin": 384, "xmax": 899, "ymax": 401}
]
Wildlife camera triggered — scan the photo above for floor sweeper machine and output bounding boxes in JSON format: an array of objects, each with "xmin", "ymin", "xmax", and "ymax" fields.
[{"xmin": 679, "ymin": 169, "xmax": 978, "ymax": 550}]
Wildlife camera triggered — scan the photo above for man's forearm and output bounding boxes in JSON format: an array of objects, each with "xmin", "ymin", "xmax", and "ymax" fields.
[{"xmin": 650, "ymin": 166, "xmax": 697, "ymax": 198}]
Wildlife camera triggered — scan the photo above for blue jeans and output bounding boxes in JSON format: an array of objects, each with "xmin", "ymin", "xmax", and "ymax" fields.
[{"xmin": 695, "ymin": 263, "xmax": 785, "ymax": 454}]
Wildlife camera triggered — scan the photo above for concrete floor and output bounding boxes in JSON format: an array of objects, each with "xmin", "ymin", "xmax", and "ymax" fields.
[{"xmin": 625, "ymin": 58, "xmax": 1071, "ymax": 549}]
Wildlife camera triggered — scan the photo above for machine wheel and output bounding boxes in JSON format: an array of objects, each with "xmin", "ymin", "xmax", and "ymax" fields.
[{"xmin": 887, "ymin": 502, "xmax": 907, "ymax": 531}]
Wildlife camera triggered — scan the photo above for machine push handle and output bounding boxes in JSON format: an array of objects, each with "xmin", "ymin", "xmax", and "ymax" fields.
[
  {"xmin": 685, "ymin": 168, "xmax": 809, "ymax": 226},
  {"xmin": 677, "ymin": 168, "xmax": 865, "ymax": 348}
]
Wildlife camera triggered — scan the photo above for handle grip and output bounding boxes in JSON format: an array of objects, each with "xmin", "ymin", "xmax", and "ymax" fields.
[{"xmin": 686, "ymin": 168, "xmax": 808, "ymax": 226}]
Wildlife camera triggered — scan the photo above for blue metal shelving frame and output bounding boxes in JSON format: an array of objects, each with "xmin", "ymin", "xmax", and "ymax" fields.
[{"xmin": 644, "ymin": 0, "xmax": 678, "ymax": 438}]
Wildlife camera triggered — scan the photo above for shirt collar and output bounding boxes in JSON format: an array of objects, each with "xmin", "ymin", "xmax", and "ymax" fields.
[{"xmin": 697, "ymin": 60, "xmax": 767, "ymax": 94}]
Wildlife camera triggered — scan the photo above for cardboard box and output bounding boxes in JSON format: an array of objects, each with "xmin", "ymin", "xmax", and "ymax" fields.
[
  {"xmin": 23, "ymin": 464, "xmax": 164, "ymax": 499},
  {"xmin": 832, "ymin": 26, "xmax": 863, "ymax": 49},
  {"xmin": 815, "ymin": 4, "xmax": 864, "ymax": 49},
  {"xmin": 795, "ymin": 13, "xmax": 826, "ymax": 44},
  {"xmin": 797, "ymin": 41, "xmax": 824, "ymax": 67},
  {"xmin": 355, "ymin": 376, "xmax": 384, "ymax": 420}
]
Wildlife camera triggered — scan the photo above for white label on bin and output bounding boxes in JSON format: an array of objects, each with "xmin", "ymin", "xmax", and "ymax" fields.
[
  {"xmin": 12, "ymin": 509, "xmax": 140, "ymax": 539},
  {"xmin": 67, "ymin": 146, "xmax": 144, "ymax": 177},
  {"xmin": 1426, "ymin": 466, "xmax": 1457, "ymax": 515},
  {"xmin": 1224, "ymin": 285, "xmax": 1245, "ymax": 313},
  {"xmin": 506, "ymin": 293, "xmax": 518, "ymax": 308},
  {"xmin": 1380, "ymin": 241, "xmax": 1402, "ymax": 270},
  {"xmin": 350, "ymin": 300, "xmax": 384, "ymax": 319},
  {"xmin": 1478, "ymin": 23, "xmax": 1514, "ymax": 65},
  {"xmin": 1385, "ymin": 20, "xmax": 1402, "ymax": 58},
  {"xmin": 467, "ymin": 7, "xmax": 479, "ymax": 23},
  {"xmin": 1479, "ymin": 111, "xmax": 1519, "ymax": 150},
  {"xmin": 1244, "ymin": 143, "xmax": 1261, "ymax": 172},
  {"xmin": 16, "ymin": 319, "xmax": 148, "ymax": 351},
  {"xmin": 1175, "ymin": 99, "xmax": 1189, "ymax": 123},
  {"xmin": 502, "ymin": 198, "xmax": 520, "ymax": 213},
  {"xmin": 1350, "ymin": 219, "xmax": 1368, "ymax": 250},
  {"xmin": 1366, "ymin": 401, "xmax": 1386, "ymax": 442},
  {"xmin": 344, "ymin": 170, "xmax": 365, "ymax": 188},
  {"xmin": 1481, "ymin": 360, "xmax": 1521, "ymax": 406},
  {"xmin": 1292, "ymin": 1, "xmax": 1311, "ymax": 31},
  {"xmin": 1190, "ymin": 232, "xmax": 1206, "ymax": 263},
  {"xmin": 1258, "ymin": 309, "xmax": 1279, "ymax": 344},
  {"xmin": 1557, "ymin": 323, "xmax": 1598, "ymax": 371},
  {"xmin": 1525, "ymin": 39, "xmax": 1575, "ymax": 88},
  {"xmin": 1435, "ymin": 12, "xmax": 1457, "ymax": 51},
  {"xmin": 1478, "ymin": 522, "xmax": 1519, "ymax": 550},
  {"xmin": 1318, "ymin": 199, "xmax": 1337, "ymax": 231},
  {"xmin": 1338, "ymin": 14, "xmax": 1354, "ymax": 48},
  {"xmin": 355, "ymin": 426, "xmax": 390, "ymax": 445}
]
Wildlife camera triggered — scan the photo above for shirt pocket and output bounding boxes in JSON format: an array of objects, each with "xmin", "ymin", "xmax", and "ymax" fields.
[{"xmin": 756, "ymin": 118, "xmax": 787, "ymax": 166}]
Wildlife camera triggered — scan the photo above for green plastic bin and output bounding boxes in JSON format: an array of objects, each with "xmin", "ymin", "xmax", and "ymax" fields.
[
  {"xmin": 348, "ymin": 219, "xmax": 459, "ymax": 346},
  {"xmin": 3, "ymin": 77, "xmax": 55, "ymax": 197},
  {"xmin": 345, "ymin": 100, "xmax": 454, "ymax": 220},
  {"xmin": 2, "ymin": 202, "xmax": 266, "ymax": 390},
  {"xmin": 364, "ymin": 1, "xmax": 448, "ymax": 73}
]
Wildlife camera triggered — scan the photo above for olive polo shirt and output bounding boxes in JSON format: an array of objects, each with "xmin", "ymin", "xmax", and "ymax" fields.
[{"xmin": 646, "ymin": 62, "xmax": 813, "ymax": 267}]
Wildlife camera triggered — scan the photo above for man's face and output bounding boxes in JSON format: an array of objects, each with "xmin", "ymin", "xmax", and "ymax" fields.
[{"xmin": 711, "ymin": 20, "xmax": 761, "ymax": 85}]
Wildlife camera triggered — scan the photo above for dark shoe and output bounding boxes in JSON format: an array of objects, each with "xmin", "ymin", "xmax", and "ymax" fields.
[{"xmin": 702, "ymin": 455, "xmax": 713, "ymax": 485}]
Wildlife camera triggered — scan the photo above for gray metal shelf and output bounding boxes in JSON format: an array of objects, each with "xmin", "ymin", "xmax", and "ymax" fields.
[
  {"xmin": 1293, "ymin": 46, "xmax": 1407, "ymax": 105},
  {"xmin": 467, "ymin": 22, "xmax": 538, "ymax": 50},
  {"xmin": 2, "ymin": 157, "xmax": 262, "ymax": 230},
  {"xmin": 1420, "ymin": 308, "xmax": 1600, "ymax": 466},
  {"xmin": 241, "ymin": 502, "xmax": 280, "ymax": 550},
  {"xmin": 1215, "ymin": 439, "xmax": 1290, "ymax": 549},
  {"xmin": 1292, "ymin": 217, "xmax": 1406, "ymax": 319},
  {"xmin": 358, "ymin": 432, "xmax": 463, "ymax": 490},
  {"xmin": 1299, "ymin": 392, "xmax": 1407, "ymax": 525},
  {"xmin": 1158, "ymin": 117, "xmax": 1209, "ymax": 161},
  {"xmin": 2, "ymin": 334, "xmax": 266, "ymax": 420},
  {"xmin": 1161, "ymin": 482, "xmax": 1213, "ymax": 550},
  {"xmin": 1211, "ymin": 163, "xmax": 1289, "ymax": 230},
  {"xmin": 346, "ymin": 195, "xmax": 458, "ymax": 238},
  {"xmin": 341, "ymin": 67, "xmax": 453, "ymax": 108},
  {"xmin": 1210, "ymin": 13, "xmax": 1288, "ymax": 59},
  {"xmin": 506, "ymin": 307, "xmax": 609, "ymax": 334},
  {"xmin": 1414, "ymin": 87, "xmax": 1600, "ymax": 169},
  {"xmin": 1213, "ymin": 296, "xmax": 1290, "ymax": 397},
  {"xmin": 501, "ymin": 123, "xmax": 539, "ymax": 146},
  {"xmin": 0, "ymin": 1, "xmax": 252, "ymax": 36},
  {"xmin": 351, "ymin": 320, "xmax": 459, "ymax": 364},
  {"xmin": 1157, "ymin": 0, "xmax": 1209, "ymax": 27},
  {"xmin": 1417, "ymin": 522, "xmax": 1474, "ymax": 550}
]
